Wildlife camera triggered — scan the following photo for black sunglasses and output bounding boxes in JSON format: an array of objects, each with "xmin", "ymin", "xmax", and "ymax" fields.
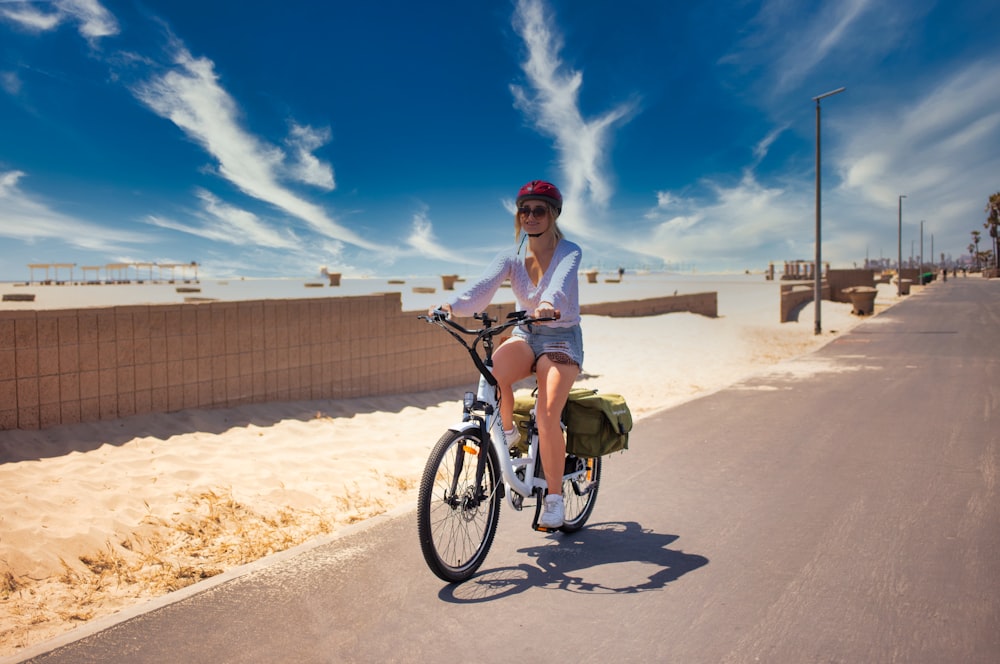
[{"xmin": 518, "ymin": 205, "xmax": 548, "ymax": 219}]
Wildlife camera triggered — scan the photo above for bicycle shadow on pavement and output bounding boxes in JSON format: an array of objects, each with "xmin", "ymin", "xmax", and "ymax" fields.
[{"xmin": 438, "ymin": 521, "xmax": 709, "ymax": 603}]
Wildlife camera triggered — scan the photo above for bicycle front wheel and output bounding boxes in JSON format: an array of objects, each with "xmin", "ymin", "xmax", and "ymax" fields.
[
  {"xmin": 416, "ymin": 429, "xmax": 502, "ymax": 583},
  {"xmin": 560, "ymin": 454, "xmax": 601, "ymax": 532}
]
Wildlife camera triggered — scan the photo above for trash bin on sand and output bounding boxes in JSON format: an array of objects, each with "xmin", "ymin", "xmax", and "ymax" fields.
[
  {"xmin": 585, "ymin": 270, "xmax": 599, "ymax": 284},
  {"xmin": 898, "ymin": 279, "xmax": 912, "ymax": 295},
  {"xmin": 844, "ymin": 286, "xmax": 877, "ymax": 315},
  {"xmin": 319, "ymin": 267, "xmax": 341, "ymax": 286}
]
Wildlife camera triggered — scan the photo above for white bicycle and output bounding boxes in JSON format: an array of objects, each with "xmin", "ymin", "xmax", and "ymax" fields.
[{"xmin": 416, "ymin": 310, "xmax": 601, "ymax": 583}]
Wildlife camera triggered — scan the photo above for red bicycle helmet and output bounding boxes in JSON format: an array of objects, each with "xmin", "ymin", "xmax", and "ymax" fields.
[{"xmin": 516, "ymin": 180, "xmax": 562, "ymax": 212}]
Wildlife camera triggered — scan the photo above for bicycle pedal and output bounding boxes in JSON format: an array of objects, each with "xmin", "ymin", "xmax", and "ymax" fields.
[{"xmin": 531, "ymin": 512, "xmax": 557, "ymax": 532}]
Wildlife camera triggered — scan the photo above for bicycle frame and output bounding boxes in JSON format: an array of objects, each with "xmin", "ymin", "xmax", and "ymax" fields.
[{"xmin": 452, "ymin": 375, "xmax": 542, "ymax": 510}]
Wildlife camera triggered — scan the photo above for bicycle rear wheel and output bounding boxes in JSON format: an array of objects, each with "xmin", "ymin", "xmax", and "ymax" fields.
[
  {"xmin": 560, "ymin": 454, "xmax": 601, "ymax": 532},
  {"xmin": 416, "ymin": 429, "xmax": 501, "ymax": 583}
]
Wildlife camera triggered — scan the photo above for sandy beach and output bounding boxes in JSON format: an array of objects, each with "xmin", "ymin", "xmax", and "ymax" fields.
[{"xmin": 0, "ymin": 277, "xmax": 905, "ymax": 656}]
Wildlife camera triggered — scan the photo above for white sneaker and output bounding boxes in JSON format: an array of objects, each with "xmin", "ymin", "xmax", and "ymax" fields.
[
  {"xmin": 539, "ymin": 494, "xmax": 564, "ymax": 529},
  {"xmin": 502, "ymin": 427, "xmax": 521, "ymax": 450}
]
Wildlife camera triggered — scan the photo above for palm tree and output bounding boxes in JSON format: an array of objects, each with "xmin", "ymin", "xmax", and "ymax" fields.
[
  {"xmin": 972, "ymin": 230, "xmax": 982, "ymax": 270},
  {"xmin": 986, "ymin": 192, "xmax": 1000, "ymax": 271}
]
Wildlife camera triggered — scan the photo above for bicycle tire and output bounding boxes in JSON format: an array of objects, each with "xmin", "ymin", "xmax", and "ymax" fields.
[
  {"xmin": 416, "ymin": 429, "xmax": 502, "ymax": 583},
  {"xmin": 560, "ymin": 455, "xmax": 601, "ymax": 532}
]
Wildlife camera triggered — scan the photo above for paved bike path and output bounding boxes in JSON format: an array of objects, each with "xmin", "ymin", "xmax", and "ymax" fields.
[{"xmin": 14, "ymin": 277, "xmax": 1000, "ymax": 663}]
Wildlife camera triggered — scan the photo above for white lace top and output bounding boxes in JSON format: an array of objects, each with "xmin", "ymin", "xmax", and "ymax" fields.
[{"xmin": 448, "ymin": 239, "xmax": 582, "ymax": 327}]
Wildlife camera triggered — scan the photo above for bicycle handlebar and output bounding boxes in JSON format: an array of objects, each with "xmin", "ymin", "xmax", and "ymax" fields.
[
  {"xmin": 418, "ymin": 309, "xmax": 559, "ymax": 387},
  {"xmin": 419, "ymin": 309, "xmax": 558, "ymax": 337}
]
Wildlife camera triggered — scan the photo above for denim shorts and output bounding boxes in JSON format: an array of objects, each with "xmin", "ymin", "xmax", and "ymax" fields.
[{"xmin": 512, "ymin": 324, "xmax": 584, "ymax": 368}]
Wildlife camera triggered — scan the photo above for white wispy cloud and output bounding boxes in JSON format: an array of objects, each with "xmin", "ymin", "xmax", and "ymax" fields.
[
  {"xmin": 145, "ymin": 189, "xmax": 304, "ymax": 250},
  {"xmin": 637, "ymin": 168, "xmax": 812, "ymax": 269},
  {"xmin": 752, "ymin": 124, "xmax": 789, "ymax": 166},
  {"xmin": 285, "ymin": 122, "xmax": 335, "ymax": 190},
  {"xmin": 635, "ymin": 52, "xmax": 1000, "ymax": 271},
  {"xmin": 59, "ymin": 0, "xmax": 117, "ymax": 40},
  {"xmin": 834, "ymin": 57, "xmax": 1000, "ymax": 255},
  {"xmin": 720, "ymin": 0, "xmax": 917, "ymax": 97},
  {"xmin": 841, "ymin": 59, "xmax": 1000, "ymax": 204},
  {"xmin": 0, "ymin": 170, "xmax": 151, "ymax": 251},
  {"xmin": 0, "ymin": 0, "xmax": 118, "ymax": 42},
  {"xmin": 404, "ymin": 207, "xmax": 475, "ymax": 264},
  {"xmin": 510, "ymin": 0, "xmax": 637, "ymax": 238},
  {"xmin": 138, "ymin": 193, "xmax": 355, "ymax": 278},
  {"xmin": 0, "ymin": 1, "xmax": 385, "ymax": 273},
  {"xmin": 0, "ymin": 3, "xmax": 64, "ymax": 33},
  {"xmin": 626, "ymin": 0, "xmax": 997, "ymax": 271},
  {"xmin": 0, "ymin": 71, "xmax": 21, "ymax": 95},
  {"xmin": 132, "ymin": 40, "xmax": 381, "ymax": 251},
  {"xmin": 769, "ymin": 0, "xmax": 873, "ymax": 92}
]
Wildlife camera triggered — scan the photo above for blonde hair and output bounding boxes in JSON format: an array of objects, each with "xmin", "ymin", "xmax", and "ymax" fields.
[{"xmin": 514, "ymin": 202, "xmax": 563, "ymax": 244}]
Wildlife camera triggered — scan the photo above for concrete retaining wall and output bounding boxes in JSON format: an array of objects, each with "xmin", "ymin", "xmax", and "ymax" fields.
[
  {"xmin": 780, "ymin": 282, "xmax": 831, "ymax": 323},
  {"xmin": 580, "ymin": 291, "xmax": 716, "ymax": 318},
  {"xmin": 826, "ymin": 269, "xmax": 875, "ymax": 303},
  {"xmin": 1, "ymin": 291, "xmax": 717, "ymax": 431}
]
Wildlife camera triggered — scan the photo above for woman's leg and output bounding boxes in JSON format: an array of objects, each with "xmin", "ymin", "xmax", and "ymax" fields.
[
  {"xmin": 490, "ymin": 338, "xmax": 535, "ymax": 432},
  {"xmin": 534, "ymin": 355, "xmax": 579, "ymax": 496}
]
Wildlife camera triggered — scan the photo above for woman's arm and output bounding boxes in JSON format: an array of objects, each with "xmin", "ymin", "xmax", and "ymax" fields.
[
  {"xmin": 447, "ymin": 251, "xmax": 513, "ymax": 317},
  {"xmin": 539, "ymin": 242, "xmax": 581, "ymax": 315}
]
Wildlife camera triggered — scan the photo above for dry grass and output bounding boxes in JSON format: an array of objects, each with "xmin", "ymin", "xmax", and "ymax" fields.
[
  {"xmin": 0, "ymin": 474, "xmax": 418, "ymax": 658},
  {"xmin": 1, "ymin": 571, "xmax": 19, "ymax": 599}
]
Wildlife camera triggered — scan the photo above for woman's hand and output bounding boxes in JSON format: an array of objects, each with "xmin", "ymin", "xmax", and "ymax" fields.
[
  {"xmin": 534, "ymin": 301, "xmax": 560, "ymax": 320},
  {"xmin": 428, "ymin": 303, "xmax": 452, "ymax": 318}
]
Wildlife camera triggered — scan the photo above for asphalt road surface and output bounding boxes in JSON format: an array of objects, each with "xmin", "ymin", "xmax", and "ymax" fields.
[{"xmin": 15, "ymin": 277, "xmax": 1000, "ymax": 664}]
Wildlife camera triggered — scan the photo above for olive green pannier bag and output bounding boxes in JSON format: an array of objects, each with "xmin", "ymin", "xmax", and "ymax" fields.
[{"xmin": 511, "ymin": 387, "xmax": 632, "ymax": 457}]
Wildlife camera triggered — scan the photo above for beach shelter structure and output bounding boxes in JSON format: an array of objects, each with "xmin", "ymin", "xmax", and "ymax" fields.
[
  {"xmin": 81, "ymin": 266, "xmax": 102, "ymax": 283},
  {"xmin": 27, "ymin": 263, "xmax": 76, "ymax": 284},
  {"xmin": 105, "ymin": 263, "xmax": 132, "ymax": 284},
  {"xmin": 133, "ymin": 262, "xmax": 156, "ymax": 283},
  {"xmin": 157, "ymin": 262, "xmax": 199, "ymax": 283}
]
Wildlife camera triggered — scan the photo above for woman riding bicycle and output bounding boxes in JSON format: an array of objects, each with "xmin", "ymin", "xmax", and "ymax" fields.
[{"xmin": 431, "ymin": 179, "xmax": 583, "ymax": 529}]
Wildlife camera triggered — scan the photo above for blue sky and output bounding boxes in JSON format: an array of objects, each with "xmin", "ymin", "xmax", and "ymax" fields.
[{"xmin": 1, "ymin": 0, "xmax": 998, "ymax": 280}]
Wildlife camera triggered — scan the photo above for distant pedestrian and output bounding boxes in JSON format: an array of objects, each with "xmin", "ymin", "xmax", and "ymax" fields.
[{"xmin": 617, "ymin": 266, "xmax": 625, "ymax": 280}]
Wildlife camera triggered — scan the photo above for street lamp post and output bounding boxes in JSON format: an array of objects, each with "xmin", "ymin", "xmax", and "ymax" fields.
[
  {"xmin": 813, "ymin": 86, "xmax": 846, "ymax": 335},
  {"xmin": 920, "ymin": 220, "xmax": 925, "ymax": 280},
  {"xmin": 897, "ymin": 194, "xmax": 906, "ymax": 295}
]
